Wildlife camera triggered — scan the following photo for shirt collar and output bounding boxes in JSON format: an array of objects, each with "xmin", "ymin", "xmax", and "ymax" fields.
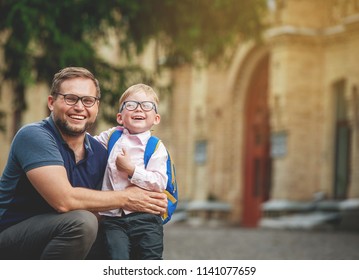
[
  {"xmin": 122, "ymin": 128, "xmax": 152, "ymax": 145},
  {"xmin": 47, "ymin": 114, "xmax": 66, "ymax": 144}
]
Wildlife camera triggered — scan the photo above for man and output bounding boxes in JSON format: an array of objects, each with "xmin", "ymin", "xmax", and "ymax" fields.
[{"xmin": 0, "ymin": 67, "xmax": 167, "ymax": 259}]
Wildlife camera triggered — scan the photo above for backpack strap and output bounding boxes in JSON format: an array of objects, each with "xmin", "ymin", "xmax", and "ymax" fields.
[
  {"xmin": 107, "ymin": 128, "xmax": 123, "ymax": 154},
  {"xmin": 144, "ymin": 136, "xmax": 161, "ymax": 167}
]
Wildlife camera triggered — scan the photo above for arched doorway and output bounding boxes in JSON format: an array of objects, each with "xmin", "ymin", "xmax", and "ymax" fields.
[{"xmin": 242, "ymin": 55, "xmax": 271, "ymax": 227}]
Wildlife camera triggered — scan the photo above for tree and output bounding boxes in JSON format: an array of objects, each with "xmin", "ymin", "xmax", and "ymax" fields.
[{"xmin": 0, "ymin": 0, "xmax": 266, "ymax": 134}]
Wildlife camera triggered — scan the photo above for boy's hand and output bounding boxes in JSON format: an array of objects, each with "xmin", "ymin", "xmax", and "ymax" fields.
[{"xmin": 116, "ymin": 148, "xmax": 135, "ymax": 177}]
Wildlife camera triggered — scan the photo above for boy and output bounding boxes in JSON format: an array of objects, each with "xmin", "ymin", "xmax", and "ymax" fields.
[{"xmin": 95, "ymin": 84, "xmax": 168, "ymax": 259}]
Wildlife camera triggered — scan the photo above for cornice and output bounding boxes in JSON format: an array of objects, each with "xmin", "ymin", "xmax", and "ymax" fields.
[{"xmin": 265, "ymin": 13, "xmax": 359, "ymax": 40}]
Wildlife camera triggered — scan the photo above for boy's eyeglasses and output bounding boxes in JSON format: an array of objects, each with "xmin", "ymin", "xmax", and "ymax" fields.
[
  {"xmin": 120, "ymin": 101, "xmax": 157, "ymax": 113},
  {"xmin": 56, "ymin": 93, "xmax": 99, "ymax": 108}
]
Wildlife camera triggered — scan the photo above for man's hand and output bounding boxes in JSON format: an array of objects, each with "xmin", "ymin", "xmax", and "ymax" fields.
[
  {"xmin": 116, "ymin": 148, "xmax": 135, "ymax": 177},
  {"xmin": 122, "ymin": 186, "xmax": 168, "ymax": 215}
]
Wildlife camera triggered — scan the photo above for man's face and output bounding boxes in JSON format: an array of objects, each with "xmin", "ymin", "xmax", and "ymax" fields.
[{"xmin": 48, "ymin": 77, "xmax": 99, "ymax": 138}]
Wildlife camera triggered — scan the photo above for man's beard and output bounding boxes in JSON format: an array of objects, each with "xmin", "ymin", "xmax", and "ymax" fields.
[{"xmin": 55, "ymin": 118, "xmax": 94, "ymax": 137}]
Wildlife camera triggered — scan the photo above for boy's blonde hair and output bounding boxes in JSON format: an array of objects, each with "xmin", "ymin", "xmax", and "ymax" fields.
[{"xmin": 119, "ymin": 84, "xmax": 159, "ymax": 109}]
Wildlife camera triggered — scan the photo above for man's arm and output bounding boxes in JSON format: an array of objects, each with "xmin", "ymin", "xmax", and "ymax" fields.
[{"xmin": 27, "ymin": 165, "xmax": 167, "ymax": 214}]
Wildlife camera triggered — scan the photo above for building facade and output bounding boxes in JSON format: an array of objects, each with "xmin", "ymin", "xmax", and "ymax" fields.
[{"xmin": 159, "ymin": 0, "xmax": 359, "ymax": 227}]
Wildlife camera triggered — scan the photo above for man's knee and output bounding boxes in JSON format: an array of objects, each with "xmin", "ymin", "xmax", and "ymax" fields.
[
  {"xmin": 63, "ymin": 210, "xmax": 98, "ymax": 241},
  {"xmin": 40, "ymin": 210, "xmax": 99, "ymax": 259},
  {"xmin": 0, "ymin": 211, "xmax": 99, "ymax": 259}
]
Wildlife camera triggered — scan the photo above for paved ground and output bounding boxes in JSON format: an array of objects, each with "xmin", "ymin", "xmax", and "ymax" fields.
[{"xmin": 163, "ymin": 223, "xmax": 359, "ymax": 260}]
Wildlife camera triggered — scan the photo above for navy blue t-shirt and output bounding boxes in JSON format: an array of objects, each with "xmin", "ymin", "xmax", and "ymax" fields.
[{"xmin": 0, "ymin": 116, "xmax": 107, "ymax": 232}]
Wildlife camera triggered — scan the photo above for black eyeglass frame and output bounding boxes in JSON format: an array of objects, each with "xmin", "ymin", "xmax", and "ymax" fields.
[
  {"xmin": 120, "ymin": 101, "xmax": 158, "ymax": 113},
  {"xmin": 56, "ymin": 93, "xmax": 100, "ymax": 108}
]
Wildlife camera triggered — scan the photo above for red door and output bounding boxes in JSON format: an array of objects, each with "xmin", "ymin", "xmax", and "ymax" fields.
[{"xmin": 242, "ymin": 56, "xmax": 271, "ymax": 227}]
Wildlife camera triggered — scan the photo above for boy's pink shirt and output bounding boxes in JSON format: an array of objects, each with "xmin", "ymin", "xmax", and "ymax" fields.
[{"xmin": 94, "ymin": 126, "xmax": 168, "ymax": 217}]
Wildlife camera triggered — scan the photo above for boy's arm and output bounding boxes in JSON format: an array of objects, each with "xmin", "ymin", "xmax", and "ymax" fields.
[
  {"xmin": 92, "ymin": 126, "xmax": 118, "ymax": 148},
  {"xmin": 116, "ymin": 143, "xmax": 168, "ymax": 192}
]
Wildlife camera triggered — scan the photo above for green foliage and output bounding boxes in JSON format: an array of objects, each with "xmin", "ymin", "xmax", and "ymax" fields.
[
  {"xmin": 120, "ymin": 0, "xmax": 267, "ymax": 64},
  {"xmin": 0, "ymin": 0, "xmax": 266, "ymax": 131}
]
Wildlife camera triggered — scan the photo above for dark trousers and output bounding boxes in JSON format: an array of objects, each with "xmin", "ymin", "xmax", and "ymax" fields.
[
  {"xmin": 100, "ymin": 212, "xmax": 163, "ymax": 260},
  {"xmin": 0, "ymin": 210, "xmax": 98, "ymax": 260}
]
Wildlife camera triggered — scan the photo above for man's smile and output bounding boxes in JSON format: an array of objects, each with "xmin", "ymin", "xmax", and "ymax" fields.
[{"xmin": 69, "ymin": 114, "xmax": 86, "ymax": 120}]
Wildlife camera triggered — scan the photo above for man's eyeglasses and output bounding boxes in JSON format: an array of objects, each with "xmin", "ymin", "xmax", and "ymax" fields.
[
  {"xmin": 120, "ymin": 101, "xmax": 157, "ymax": 113},
  {"xmin": 56, "ymin": 93, "xmax": 100, "ymax": 108}
]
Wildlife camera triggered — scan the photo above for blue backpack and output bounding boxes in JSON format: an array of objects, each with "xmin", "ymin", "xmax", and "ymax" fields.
[{"xmin": 107, "ymin": 128, "xmax": 178, "ymax": 224}]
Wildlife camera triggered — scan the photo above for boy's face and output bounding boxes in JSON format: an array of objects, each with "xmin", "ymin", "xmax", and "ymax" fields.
[{"xmin": 117, "ymin": 90, "xmax": 160, "ymax": 134}]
